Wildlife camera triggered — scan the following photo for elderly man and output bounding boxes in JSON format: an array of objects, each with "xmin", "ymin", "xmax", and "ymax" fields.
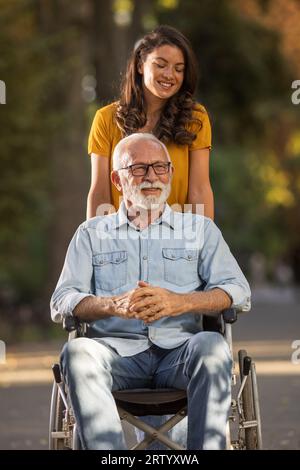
[{"xmin": 51, "ymin": 133, "xmax": 250, "ymax": 450}]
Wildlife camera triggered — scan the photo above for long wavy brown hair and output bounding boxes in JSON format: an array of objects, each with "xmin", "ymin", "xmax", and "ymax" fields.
[{"xmin": 116, "ymin": 25, "xmax": 203, "ymax": 145}]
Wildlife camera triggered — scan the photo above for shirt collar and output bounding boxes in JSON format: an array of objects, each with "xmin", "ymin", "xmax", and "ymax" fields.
[{"xmin": 111, "ymin": 201, "xmax": 180, "ymax": 230}]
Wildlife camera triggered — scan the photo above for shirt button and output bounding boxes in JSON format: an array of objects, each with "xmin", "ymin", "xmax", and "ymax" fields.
[
  {"xmin": 143, "ymin": 255, "xmax": 148, "ymax": 260},
  {"xmin": 187, "ymin": 255, "xmax": 192, "ymax": 260}
]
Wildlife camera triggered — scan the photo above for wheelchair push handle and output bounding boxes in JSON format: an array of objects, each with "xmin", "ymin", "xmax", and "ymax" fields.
[
  {"xmin": 243, "ymin": 356, "xmax": 252, "ymax": 376},
  {"xmin": 52, "ymin": 363, "xmax": 62, "ymax": 383}
]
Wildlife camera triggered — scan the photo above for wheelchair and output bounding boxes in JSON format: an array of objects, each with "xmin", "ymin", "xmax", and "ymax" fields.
[{"xmin": 49, "ymin": 309, "xmax": 263, "ymax": 450}]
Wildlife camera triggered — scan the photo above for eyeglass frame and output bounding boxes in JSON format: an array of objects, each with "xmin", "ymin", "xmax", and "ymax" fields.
[{"xmin": 117, "ymin": 161, "xmax": 172, "ymax": 177}]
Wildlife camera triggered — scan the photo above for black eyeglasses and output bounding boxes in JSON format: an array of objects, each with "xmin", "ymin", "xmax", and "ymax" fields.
[{"xmin": 118, "ymin": 162, "xmax": 171, "ymax": 176}]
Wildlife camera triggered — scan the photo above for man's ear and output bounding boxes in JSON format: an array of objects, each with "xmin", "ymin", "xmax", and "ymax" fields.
[{"xmin": 111, "ymin": 170, "xmax": 122, "ymax": 193}]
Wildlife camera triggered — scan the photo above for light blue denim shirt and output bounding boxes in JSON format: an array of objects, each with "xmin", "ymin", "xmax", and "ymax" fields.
[{"xmin": 51, "ymin": 202, "xmax": 251, "ymax": 356}]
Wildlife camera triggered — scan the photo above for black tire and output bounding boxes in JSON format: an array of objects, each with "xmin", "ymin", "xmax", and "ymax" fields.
[{"xmin": 238, "ymin": 350, "xmax": 258, "ymax": 449}]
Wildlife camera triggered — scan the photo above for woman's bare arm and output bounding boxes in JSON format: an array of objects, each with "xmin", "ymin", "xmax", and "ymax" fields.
[
  {"xmin": 187, "ymin": 148, "xmax": 214, "ymax": 219},
  {"xmin": 86, "ymin": 153, "xmax": 114, "ymax": 219}
]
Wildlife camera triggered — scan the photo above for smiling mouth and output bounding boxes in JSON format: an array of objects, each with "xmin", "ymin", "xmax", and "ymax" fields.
[
  {"xmin": 141, "ymin": 188, "xmax": 162, "ymax": 195},
  {"xmin": 142, "ymin": 188, "xmax": 161, "ymax": 191},
  {"xmin": 157, "ymin": 81, "xmax": 174, "ymax": 89}
]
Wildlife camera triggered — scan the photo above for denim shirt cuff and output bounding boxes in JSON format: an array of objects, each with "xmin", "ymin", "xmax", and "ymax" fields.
[
  {"xmin": 213, "ymin": 284, "xmax": 251, "ymax": 312},
  {"xmin": 51, "ymin": 293, "xmax": 95, "ymax": 323}
]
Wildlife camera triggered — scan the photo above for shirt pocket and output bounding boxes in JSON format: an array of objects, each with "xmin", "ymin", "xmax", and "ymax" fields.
[
  {"xmin": 92, "ymin": 251, "xmax": 128, "ymax": 291},
  {"xmin": 162, "ymin": 248, "xmax": 199, "ymax": 286}
]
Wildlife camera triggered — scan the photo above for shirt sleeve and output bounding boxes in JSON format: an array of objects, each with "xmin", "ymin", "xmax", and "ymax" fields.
[
  {"xmin": 189, "ymin": 106, "xmax": 212, "ymax": 151},
  {"xmin": 50, "ymin": 224, "xmax": 95, "ymax": 322},
  {"xmin": 199, "ymin": 219, "xmax": 251, "ymax": 312},
  {"xmin": 88, "ymin": 108, "xmax": 111, "ymax": 156}
]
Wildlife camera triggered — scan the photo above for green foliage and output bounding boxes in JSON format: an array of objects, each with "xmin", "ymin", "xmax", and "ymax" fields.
[
  {"xmin": 1, "ymin": 0, "xmax": 300, "ymax": 335},
  {"xmin": 156, "ymin": 0, "xmax": 300, "ymax": 275},
  {"xmin": 155, "ymin": 0, "xmax": 293, "ymax": 144},
  {"xmin": 212, "ymin": 146, "xmax": 287, "ymax": 263},
  {"xmin": 0, "ymin": 1, "xmax": 68, "ymax": 299}
]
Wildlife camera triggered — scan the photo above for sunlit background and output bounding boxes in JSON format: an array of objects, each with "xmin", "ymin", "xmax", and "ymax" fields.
[{"xmin": 0, "ymin": 0, "xmax": 300, "ymax": 343}]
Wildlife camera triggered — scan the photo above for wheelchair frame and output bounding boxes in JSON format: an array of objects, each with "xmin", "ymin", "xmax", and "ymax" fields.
[{"xmin": 49, "ymin": 309, "xmax": 263, "ymax": 450}]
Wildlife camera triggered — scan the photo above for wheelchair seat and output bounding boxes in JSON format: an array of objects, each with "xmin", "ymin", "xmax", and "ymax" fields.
[
  {"xmin": 113, "ymin": 388, "xmax": 187, "ymax": 450},
  {"xmin": 113, "ymin": 388, "xmax": 187, "ymax": 416}
]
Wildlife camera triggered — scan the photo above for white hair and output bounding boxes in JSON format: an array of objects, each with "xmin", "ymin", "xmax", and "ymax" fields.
[{"xmin": 112, "ymin": 133, "xmax": 171, "ymax": 170}]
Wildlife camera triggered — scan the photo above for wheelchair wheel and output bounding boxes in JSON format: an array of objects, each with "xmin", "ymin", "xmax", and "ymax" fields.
[
  {"xmin": 238, "ymin": 350, "xmax": 261, "ymax": 449},
  {"xmin": 49, "ymin": 381, "xmax": 57, "ymax": 449},
  {"xmin": 49, "ymin": 381, "xmax": 70, "ymax": 450}
]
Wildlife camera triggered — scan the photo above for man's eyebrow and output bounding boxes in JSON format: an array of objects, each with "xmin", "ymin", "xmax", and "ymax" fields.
[
  {"xmin": 132, "ymin": 160, "xmax": 168, "ymax": 165},
  {"xmin": 154, "ymin": 57, "xmax": 185, "ymax": 66}
]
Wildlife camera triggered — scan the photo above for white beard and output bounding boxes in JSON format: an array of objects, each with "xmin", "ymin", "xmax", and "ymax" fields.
[{"xmin": 123, "ymin": 180, "xmax": 171, "ymax": 210}]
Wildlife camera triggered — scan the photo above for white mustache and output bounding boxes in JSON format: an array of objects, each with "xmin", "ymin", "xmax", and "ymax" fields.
[{"xmin": 138, "ymin": 181, "xmax": 165, "ymax": 190}]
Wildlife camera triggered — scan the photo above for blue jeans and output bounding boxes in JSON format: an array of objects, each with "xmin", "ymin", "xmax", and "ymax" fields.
[{"xmin": 60, "ymin": 332, "xmax": 232, "ymax": 450}]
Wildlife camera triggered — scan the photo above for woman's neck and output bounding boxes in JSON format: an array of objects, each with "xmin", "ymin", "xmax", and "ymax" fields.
[{"xmin": 143, "ymin": 88, "xmax": 165, "ymax": 117}]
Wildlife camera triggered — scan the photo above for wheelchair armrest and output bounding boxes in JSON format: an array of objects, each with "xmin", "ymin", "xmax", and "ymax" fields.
[
  {"xmin": 203, "ymin": 308, "xmax": 238, "ymax": 332},
  {"xmin": 222, "ymin": 308, "xmax": 238, "ymax": 324},
  {"xmin": 63, "ymin": 314, "xmax": 89, "ymax": 337},
  {"xmin": 63, "ymin": 315, "xmax": 81, "ymax": 332}
]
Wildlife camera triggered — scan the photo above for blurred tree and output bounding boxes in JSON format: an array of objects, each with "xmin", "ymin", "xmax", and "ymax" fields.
[
  {"xmin": 232, "ymin": 0, "xmax": 300, "ymax": 76},
  {"xmin": 231, "ymin": 0, "xmax": 300, "ymax": 281},
  {"xmin": 0, "ymin": 0, "xmax": 90, "ymax": 330},
  {"xmin": 1, "ymin": 0, "xmax": 300, "ymax": 341},
  {"xmin": 154, "ymin": 0, "xmax": 300, "ymax": 279},
  {"xmin": 155, "ymin": 0, "xmax": 292, "ymax": 143},
  {"xmin": 89, "ymin": 0, "xmax": 153, "ymax": 103},
  {"xmin": 34, "ymin": 0, "xmax": 92, "ymax": 301},
  {"xmin": 0, "ymin": 0, "xmax": 53, "ymax": 303}
]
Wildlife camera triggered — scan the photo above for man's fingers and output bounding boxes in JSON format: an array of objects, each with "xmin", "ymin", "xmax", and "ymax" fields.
[
  {"xmin": 133, "ymin": 304, "xmax": 162, "ymax": 319},
  {"xmin": 140, "ymin": 311, "xmax": 161, "ymax": 323},
  {"xmin": 129, "ymin": 296, "xmax": 160, "ymax": 312},
  {"xmin": 130, "ymin": 286, "xmax": 162, "ymax": 304},
  {"xmin": 129, "ymin": 301, "xmax": 148, "ymax": 313},
  {"xmin": 129, "ymin": 288, "xmax": 154, "ymax": 303},
  {"xmin": 138, "ymin": 280, "xmax": 150, "ymax": 288}
]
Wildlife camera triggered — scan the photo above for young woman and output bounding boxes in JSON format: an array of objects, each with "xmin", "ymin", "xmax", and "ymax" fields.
[{"xmin": 87, "ymin": 25, "xmax": 213, "ymax": 219}]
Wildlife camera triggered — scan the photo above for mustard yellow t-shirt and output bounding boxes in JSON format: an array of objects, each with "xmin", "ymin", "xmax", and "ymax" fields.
[{"xmin": 88, "ymin": 102, "xmax": 211, "ymax": 210}]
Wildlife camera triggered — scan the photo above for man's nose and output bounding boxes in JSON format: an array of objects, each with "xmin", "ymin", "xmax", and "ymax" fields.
[{"xmin": 144, "ymin": 165, "xmax": 158, "ymax": 182}]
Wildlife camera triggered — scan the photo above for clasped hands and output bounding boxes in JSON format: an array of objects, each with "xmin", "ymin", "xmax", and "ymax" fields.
[{"xmin": 112, "ymin": 281, "xmax": 186, "ymax": 324}]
